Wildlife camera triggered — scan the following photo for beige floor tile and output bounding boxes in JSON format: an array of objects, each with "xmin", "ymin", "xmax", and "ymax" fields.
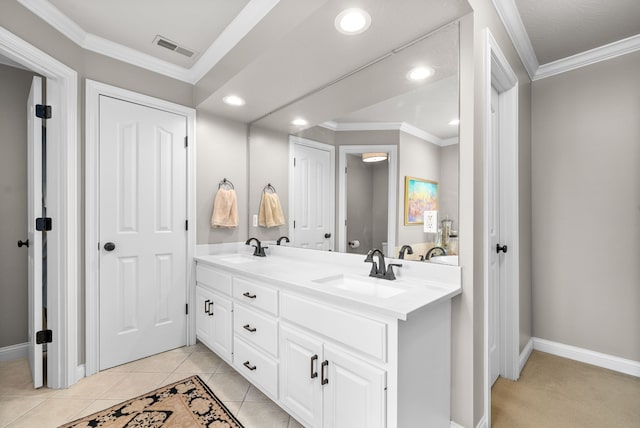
[
  {"xmin": 179, "ymin": 342, "xmax": 210, "ymax": 353},
  {"xmin": 0, "ymin": 396, "xmax": 45, "ymax": 427},
  {"xmin": 244, "ymin": 384, "xmax": 272, "ymax": 402},
  {"xmin": 288, "ymin": 416, "xmax": 305, "ymax": 428},
  {"xmin": 159, "ymin": 372, "xmax": 210, "ymax": 387},
  {"xmin": 237, "ymin": 401, "xmax": 290, "ymax": 428},
  {"xmin": 53, "ymin": 370, "xmax": 127, "ymax": 399},
  {"xmin": 222, "ymin": 401, "xmax": 242, "ymax": 416},
  {"xmin": 123, "ymin": 349, "xmax": 189, "ymax": 373},
  {"xmin": 174, "ymin": 350, "xmax": 223, "ymax": 373},
  {"xmin": 214, "ymin": 360, "xmax": 237, "ymax": 374},
  {"xmin": 99, "ymin": 372, "xmax": 168, "ymax": 400},
  {"xmin": 6, "ymin": 397, "xmax": 93, "ymax": 428},
  {"xmin": 205, "ymin": 372, "xmax": 250, "ymax": 402}
]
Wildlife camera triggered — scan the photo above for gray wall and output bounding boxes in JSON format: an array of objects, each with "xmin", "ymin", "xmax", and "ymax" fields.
[
  {"xmin": 197, "ymin": 112, "xmax": 249, "ymax": 244},
  {"xmin": 346, "ymin": 154, "xmax": 374, "ymax": 254},
  {"xmin": 0, "ymin": 64, "xmax": 37, "ymax": 347},
  {"xmin": 532, "ymin": 51, "xmax": 640, "ymax": 361},
  {"xmin": 372, "ymin": 161, "xmax": 389, "ymax": 252},
  {"xmin": 439, "ymin": 144, "xmax": 460, "ymax": 236},
  {"xmin": 397, "ymin": 131, "xmax": 441, "ymax": 247}
]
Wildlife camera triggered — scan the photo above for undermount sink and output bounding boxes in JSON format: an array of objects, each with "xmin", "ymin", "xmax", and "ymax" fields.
[
  {"xmin": 216, "ymin": 254, "xmax": 258, "ymax": 264},
  {"xmin": 428, "ymin": 255, "xmax": 458, "ymax": 266},
  {"xmin": 312, "ymin": 274, "xmax": 406, "ymax": 298}
]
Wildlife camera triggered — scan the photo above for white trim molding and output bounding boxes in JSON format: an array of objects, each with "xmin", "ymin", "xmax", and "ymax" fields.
[
  {"xmin": 534, "ymin": 33, "xmax": 640, "ymax": 80},
  {"xmin": 0, "ymin": 25, "xmax": 79, "ymax": 389},
  {"xmin": 533, "ymin": 338, "xmax": 640, "ymax": 378},
  {"xmin": 519, "ymin": 337, "xmax": 534, "ymax": 373},
  {"xmin": 17, "ymin": 0, "xmax": 279, "ymax": 84},
  {"xmin": 0, "ymin": 343, "xmax": 29, "ymax": 362},
  {"xmin": 84, "ymin": 80, "xmax": 197, "ymax": 376},
  {"xmin": 491, "ymin": 0, "xmax": 539, "ymax": 79},
  {"xmin": 319, "ymin": 121, "xmax": 456, "ymax": 147}
]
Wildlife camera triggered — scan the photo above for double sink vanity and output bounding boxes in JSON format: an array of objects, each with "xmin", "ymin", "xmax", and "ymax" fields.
[{"xmin": 194, "ymin": 243, "xmax": 461, "ymax": 428}]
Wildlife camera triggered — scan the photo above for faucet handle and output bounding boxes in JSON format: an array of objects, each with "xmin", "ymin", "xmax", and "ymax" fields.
[{"xmin": 384, "ymin": 263, "xmax": 402, "ymax": 280}]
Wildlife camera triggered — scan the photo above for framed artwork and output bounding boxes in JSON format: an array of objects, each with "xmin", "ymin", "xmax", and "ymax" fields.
[{"xmin": 404, "ymin": 176, "xmax": 438, "ymax": 225}]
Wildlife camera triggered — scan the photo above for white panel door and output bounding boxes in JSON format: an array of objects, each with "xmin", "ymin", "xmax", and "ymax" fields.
[
  {"xmin": 280, "ymin": 324, "xmax": 323, "ymax": 427},
  {"xmin": 99, "ymin": 96, "xmax": 187, "ymax": 370},
  {"xmin": 322, "ymin": 345, "xmax": 386, "ymax": 428},
  {"xmin": 488, "ymin": 86, "xmax": 501, "ymax": 385},
  {"xmin": 292, "ymin": 142, "xmax": 333, "ymax": 250},
  {"xmin": 27, "ymin": 76, "xmax": 43, "ymax": 388}
]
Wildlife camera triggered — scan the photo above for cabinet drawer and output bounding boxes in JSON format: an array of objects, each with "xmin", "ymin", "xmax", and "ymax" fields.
[
  {"xmin": 234, "ymin": 304, "xmax": 278, "ymax": 357},
  {"xmin": 233, "ymin": 277, "xmax": 278, "ymax": 316},
  {"xmin": 196, "ymin": 264, "xmax": 232, "ymax": 296},
  {"xmin": 281, "ymin": 293, "xmax": 387, "ymax": 362},
  {"xmin": 234, "ymin": 337, "xmax": 278, "ymax": 398}
]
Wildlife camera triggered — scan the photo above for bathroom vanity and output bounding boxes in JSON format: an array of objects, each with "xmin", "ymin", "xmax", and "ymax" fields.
[{"xmin": 194, "ymin": 244, "xmax": 461, "ymax": 428}]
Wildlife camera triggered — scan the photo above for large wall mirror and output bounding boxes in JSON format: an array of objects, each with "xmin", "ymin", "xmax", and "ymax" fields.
[{"xmin": 247, "ymin": 22, "xmax": 459, "ymax": 264}]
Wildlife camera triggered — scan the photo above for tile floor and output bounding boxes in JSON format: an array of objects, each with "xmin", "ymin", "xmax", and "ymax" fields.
[{"xmin": 0, "ymin": 343, "xmax": 304, "ymax": 428}]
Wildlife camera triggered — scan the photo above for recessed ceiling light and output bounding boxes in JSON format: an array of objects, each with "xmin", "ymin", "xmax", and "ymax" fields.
[
  {"xmin": 223, "ymin": 95, "xmax": 245, "ymax": 106},
  {"xmin": 449, "ymin": 118, "xmax": 460, "ymax": 125},
  {"xmin": 291, "ymin": 118, "xmax": 308, "ymax": 126},
  {"xmin": 335, "ymin": 8, "xmax": 371, "ymax": 35},
  {"xmin": 406, "ymin": 66, "xmax": 434, "ymax": 81}
]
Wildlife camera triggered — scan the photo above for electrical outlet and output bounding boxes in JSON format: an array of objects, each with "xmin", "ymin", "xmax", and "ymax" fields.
[
  {"xmin": 423, "ymin": 210, "xmax": 438, "ymax": 233},
  {"xmin": 253, "ymin": 214, "xmax": 258, "ymax": 227}
]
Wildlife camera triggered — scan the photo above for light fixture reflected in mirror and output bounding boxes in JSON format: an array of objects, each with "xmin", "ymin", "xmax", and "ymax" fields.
[{"xmin": 362, "ymin": 152, "xmax": 388, "ymax": 163}]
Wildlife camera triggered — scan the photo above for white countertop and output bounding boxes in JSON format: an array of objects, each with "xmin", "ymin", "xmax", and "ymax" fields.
[{"xmin": 194, "ymin": 244, "xmax": 462, "ymax": 321}]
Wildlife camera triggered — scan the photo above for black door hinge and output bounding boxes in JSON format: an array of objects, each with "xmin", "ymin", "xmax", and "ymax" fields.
[
  {"xmin": 35, "ymin": 217, "xmax": 52, "ymax": 231},
  {"xmin": 185, "ymin": 220, "xmax": 188, "ymax": 231},
  {"xmin": 185, "ymin": 304, "xmax": 189, "ymax": 315},
  {"xmin": 293, "ymin": 220, "xmax": 296, "ymax": 229},
  {"xmin": 36, "ymin": 104, "xmax": 52, "ymax": 119},
  {"xmin": 184, "ymin": 136, "xmax": 188, "ymax": 148},
  {"xmin": 36, "ymin": 329, "xmax": 52, "ymax": 344}
]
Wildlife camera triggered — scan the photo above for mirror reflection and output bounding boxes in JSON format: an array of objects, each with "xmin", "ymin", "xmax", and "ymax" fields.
[{"xmin": 247, "ymin": 22, "xmax": 459, "ymax": 264}]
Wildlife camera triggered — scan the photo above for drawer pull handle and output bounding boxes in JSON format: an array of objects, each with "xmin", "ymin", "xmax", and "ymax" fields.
[
  {"xmin": 204, "ymin": 299, "xmax": 213, "ymax": 315},
  {"xmin": 310, "ymin": 354, "xmax": 318, "ymax": 379},
  {"xmin": 243, "ymin": 361, "xmax": 257, "ymax": 371},
  {"xmin": 242, "ymin": 292, "xmax": 257, "ymax": 299},
  {"xmin": 243, "ymin": 324, "xmax": 257, "ymax": 333},
  {"xmin": 321, "ymin": 360, "xmax": 329, "ymax": 385}
]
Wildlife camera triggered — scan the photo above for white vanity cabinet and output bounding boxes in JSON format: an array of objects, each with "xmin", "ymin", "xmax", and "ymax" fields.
[
  {"xmin": 280, "ymin": 323, "xmax": 385, "ymax": 428},
  {"xmin": 195, "ymin": 265, "xmax": 233, "ymax": 362}
]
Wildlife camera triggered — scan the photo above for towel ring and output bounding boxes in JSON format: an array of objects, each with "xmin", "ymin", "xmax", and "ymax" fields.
[
  {"xmin": 218, "ymin": 178, "xmax": 234, "ymax": 189},
  {"xmin": 264, "ymin": 183, "xmax": 276, "ymax": 193}
]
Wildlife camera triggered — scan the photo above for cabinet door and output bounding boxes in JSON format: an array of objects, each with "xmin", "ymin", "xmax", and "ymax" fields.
[
  {"xmin": 322, "ymin": 344, "xmax": 386, "ymax": 428},
  {"xmin": 280, "ymin": 324, "xmax": 323, "ymax": 428},
  {"xmin": 195, "ymin": 285, "xmax": 213, "ymax": 348},
  {"xmin": 209, "ymin": 292, "xmax": 233, "ymax": 362}
]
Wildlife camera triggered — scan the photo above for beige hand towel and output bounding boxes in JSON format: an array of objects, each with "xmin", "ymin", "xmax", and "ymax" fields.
[
  {"xmin": 258, "ymin": 192, "xmax": 285, "ymax": 227},
  {"xmin": 211, "ymin": 188, "xmax": 238, "ymax": 228}
]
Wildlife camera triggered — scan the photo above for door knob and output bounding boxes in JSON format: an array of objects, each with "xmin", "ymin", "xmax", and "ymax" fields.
[
  {"xmin": 496, "ymin": 243, "xmax": 508, "ymax": 254},
  {"xmin": 324, "ymin": 233, "xmax": 332, "ymax": 239},
  {"xmin": 17, "ymin": 239, "xmax": 29, "ymax": 248},
  {"xmin": 104, "ymin": 242, "xmax": 116, "ymax": 251}
]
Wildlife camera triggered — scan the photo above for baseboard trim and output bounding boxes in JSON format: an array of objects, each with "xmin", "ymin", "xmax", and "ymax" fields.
[
  {"xmin": 75, "ymin": 364, "xmax": 86, "ymax": 383},
  {"xmin": 475, "ymin": 415, "xmax": 488, "ymax": 428},
  {"xmin": 0, "ymin": 342, "xmax": 28, "ymax": 362},
  {"xmin": 519, "ymin": 337, "xmax": 534, "ymax": 374},
  {"xmin": 450, "ymin": 421, "xmax": 465, "ymax": 428},
  {"xmin": 533, "ymin": 338, "xmax": 640, "ymax": 378}
]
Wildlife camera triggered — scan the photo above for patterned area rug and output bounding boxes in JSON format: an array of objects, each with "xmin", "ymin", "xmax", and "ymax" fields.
[{"xmin": 60, "ymin": 375, "xmax": 244, "ymax": 427}]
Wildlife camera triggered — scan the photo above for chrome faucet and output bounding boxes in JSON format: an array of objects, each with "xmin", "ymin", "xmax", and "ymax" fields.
[
  {"xmin": 425, "ymin": 246, "xmax": 446, "ymax": 260},
  {"xmin": 398, "ymin": 245, "xmax": 413, "ymax": 259},
  {"xmin": 245, "ymin": 237, "xmax": 267, "ymax": 257},
  {"xmin": 364, "ymin": 249, "xmax": 402, "ymax": 280}
]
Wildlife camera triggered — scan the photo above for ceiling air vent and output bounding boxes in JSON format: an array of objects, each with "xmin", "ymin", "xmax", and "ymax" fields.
[{"xmin": 153, "ymin": 35, "xmax": 196, "ymax": 58}]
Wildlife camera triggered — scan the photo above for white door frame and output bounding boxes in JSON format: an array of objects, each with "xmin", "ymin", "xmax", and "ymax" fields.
[
  {"xmin": 0, "ymin": 27, "xmax": 78, "ymax": 388},
  {"xmin": 483, "ymin": 29, "xmax": 520, "ymax": 424},
  {"xmin": 85, "ymin": 80, "xmax": 196, "ymax": 376},
  {"xmin": 288, "ymin": 136, "xmax": 336, "ymax": 250},
  {"xmin": 338, "ymin": 145, "xmax": 397, "ymax": 254}
]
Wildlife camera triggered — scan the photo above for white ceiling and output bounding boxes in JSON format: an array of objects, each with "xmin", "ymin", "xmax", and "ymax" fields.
[{"xmin": 12, "ymin": 0, "xmax": 640, "ymax": 136}]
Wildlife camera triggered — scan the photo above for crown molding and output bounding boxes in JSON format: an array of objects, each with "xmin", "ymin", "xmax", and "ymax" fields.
[
  {"xmin": 534, "ymin": 33, "xmax": 640, "ymax": 80},
  {"xmin": 17, "ymin": 0, "xmax": 278, "ymax": 84},
  {"xmin": 491, "ymin": 0, "xmax": 539, "ymax": 80},
  {"xmin": 319, "ymin": 121, "xmax": 456, "ymax": 147}
]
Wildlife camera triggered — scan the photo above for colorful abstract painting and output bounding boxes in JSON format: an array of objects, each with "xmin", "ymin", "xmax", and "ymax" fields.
[{"xmin": 404, "ymin": 176, "xmax": 438, "ymax": 225}]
